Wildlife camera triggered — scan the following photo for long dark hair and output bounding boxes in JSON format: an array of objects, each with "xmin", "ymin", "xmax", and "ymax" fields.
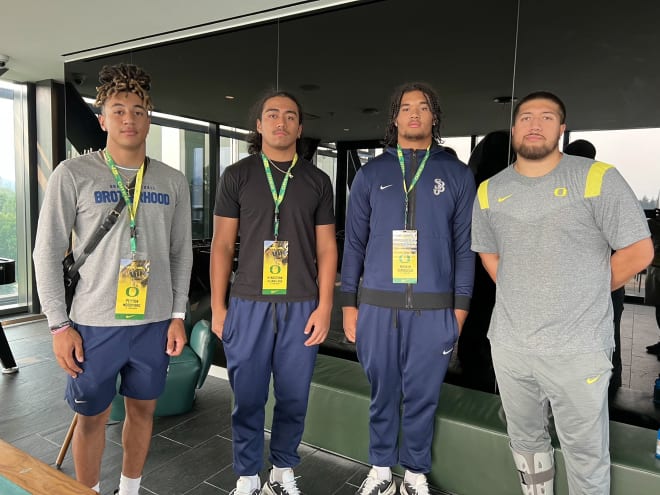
[
  {"xmin": 247, "ymin": 90, "xmax": 304, "ymax": 155},
  {"xmin": 383, "ymin": 82, "xmax": 442, "ymax": 147}
]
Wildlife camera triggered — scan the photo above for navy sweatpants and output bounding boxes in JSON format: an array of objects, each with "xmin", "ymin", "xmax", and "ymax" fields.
[
  {"xmin": 222, "ymin": 297, "xmax": 318, "ymax": 475},
  {"xmin": 356, "ymin": 304, "xmax": 458, "ymax": 473}
]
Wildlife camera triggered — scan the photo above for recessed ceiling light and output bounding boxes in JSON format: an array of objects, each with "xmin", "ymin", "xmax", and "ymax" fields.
[
  {"xmin": 493, "ymin": 95, "xmax": 517, "ymax": 104},
  {"xmin": 225, "ymin": 95, "xmax": 235, "ymax": 100},
  {"xmin": 344, "ymin": 128, "xmax": 350, "ymax": 132}
]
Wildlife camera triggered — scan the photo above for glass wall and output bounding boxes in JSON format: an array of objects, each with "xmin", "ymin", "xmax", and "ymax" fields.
[
  {"xmin": 442, "ymin": 137, "xmax": 473, "ymax": 164},
  {"xmin": 568, "ymin": 129, "xmax": 660, "ymax": 208},
  {"xmin": 0, "ymin": 81, "xmax": 29, "ymax": 313},
  {"xmin": 147, "ymin": 123, "xmax": 211, "ymax": 239},
  {"xmin": 219, "ymin": 126, "xmax": 250, "ymax": 176}
]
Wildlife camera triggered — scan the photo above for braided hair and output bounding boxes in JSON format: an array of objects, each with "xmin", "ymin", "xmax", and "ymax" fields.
[
  {"xmin": 383, "ymin": 82, "xmax": 442, "ymax": 147},
  {"xmin": 247, "ymin": 90, "xmax": 304, "ymax": 155},
  {"xmin": 94, "ymin": 64, "xmax": 153, "ymax": 111}
]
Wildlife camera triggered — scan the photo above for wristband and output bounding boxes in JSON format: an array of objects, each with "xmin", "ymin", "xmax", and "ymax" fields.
[
  {"xmin": 49, "ymin": 320, "xmax": 72, "ymax": 331},
  {"xmin": 171, "ymin": 312, "xmax": 186, "ymax": 320},
  {"xmin": 50, "ymin": 322, "xmax": 71, "ymax": 335}
]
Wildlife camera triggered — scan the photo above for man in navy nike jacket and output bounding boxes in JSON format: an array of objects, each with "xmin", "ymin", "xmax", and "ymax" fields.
[{"xmin": 340, "ymin": 82, "xmax": 475, "ymax": 495}]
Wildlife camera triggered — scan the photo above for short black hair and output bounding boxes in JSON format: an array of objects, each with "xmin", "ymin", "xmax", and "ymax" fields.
[
  {"xmin": 383, "ymin": 82, "xmax": 442, "ymax": 147},
  {"xmin": 513, "ymin": 91, "xmax": 566, "ymax": 124},
  {"xmin": 246, "ymin": 90, "xmax": 303, "ymax": 155}
]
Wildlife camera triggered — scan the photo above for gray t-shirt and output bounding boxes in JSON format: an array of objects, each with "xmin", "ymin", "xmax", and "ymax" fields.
[
  {"xmin": 33, "ymin": 151, "xmax": 193, "ymax": 327},
  {"xmin": 471, "ymin": 154, "xmax": 650, "ymax": 355}
]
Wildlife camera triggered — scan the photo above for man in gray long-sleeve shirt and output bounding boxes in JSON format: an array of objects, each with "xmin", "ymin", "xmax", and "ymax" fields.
[{"xmin": 33, "ymin": 64, "xmax": 193, "ymax": 495}]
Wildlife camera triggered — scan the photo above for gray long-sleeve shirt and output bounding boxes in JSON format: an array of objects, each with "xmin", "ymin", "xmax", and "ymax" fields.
[{"xmin": 33, "ymin": 151, "xmax": 193, "ymax": 328}]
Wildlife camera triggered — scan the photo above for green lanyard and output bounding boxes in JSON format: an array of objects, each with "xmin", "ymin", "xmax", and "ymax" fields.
[
  {"xmin": 261, "ymin": 153, "xmax": 298, "ymax": 240},
  {"xmin": 396, "ymin": 144, "xmax": 431, "ymax": 228},
  {"xmin": 104, "ymin": 150, "xmax": 144, "ymax": 256}
]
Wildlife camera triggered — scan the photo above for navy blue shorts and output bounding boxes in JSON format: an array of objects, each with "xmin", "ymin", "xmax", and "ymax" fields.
[{"xmin": 65, "ymin": 320, "xmax": 170, "ymax": 416}]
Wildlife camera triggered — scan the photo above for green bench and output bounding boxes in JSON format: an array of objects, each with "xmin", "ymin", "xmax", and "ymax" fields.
[{"xmin": 266, "ymin": 354, "xmax": 660, "ymax": 494}]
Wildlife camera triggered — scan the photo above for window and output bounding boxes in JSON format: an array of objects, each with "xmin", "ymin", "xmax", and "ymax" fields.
[
  {"xmin": 146, "ymin": 123, "xmax": 211, "ymax": 239},
  {"xmin": 442, "ymin": 136, "xmax": 473, "ymax": 164},
  {"xmin": 0, "ymin": 81, "xmax": 29, "ymax": 313},
  {"xmin": 569, "ymin": 129, "xmax": 660, "ymax": 207}
]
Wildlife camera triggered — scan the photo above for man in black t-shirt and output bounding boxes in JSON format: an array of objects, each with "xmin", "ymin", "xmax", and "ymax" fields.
[{"xmin": 211, "ymin": 91, "xmax": 337, "ymax": 495}]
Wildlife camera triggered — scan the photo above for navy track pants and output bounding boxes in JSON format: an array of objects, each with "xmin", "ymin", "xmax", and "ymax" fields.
[
  {"xmin": 356, "ymin": 304, "xmax": 458, "ymax": 473},
  {"xmin": 222, "ymin": 297, "xmax": 318, "ymax": 475}
]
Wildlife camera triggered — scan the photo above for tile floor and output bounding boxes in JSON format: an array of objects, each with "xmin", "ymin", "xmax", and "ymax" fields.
[
  {"xmin": 0, "ymin": 319, "xmax": 446, "ymax": 495},
  {"xmin": 1, "ymin": 298, "xmax": 659, "ymax": 495}
]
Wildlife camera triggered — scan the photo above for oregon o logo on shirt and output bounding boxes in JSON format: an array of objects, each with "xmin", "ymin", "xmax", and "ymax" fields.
[
  {"xmin": 269, "ymin": 265, "xmax": 281, "ymax": 274},
  {"xmin": 554, "ymin": 187, "xmax": 568, "ymax": 197}
]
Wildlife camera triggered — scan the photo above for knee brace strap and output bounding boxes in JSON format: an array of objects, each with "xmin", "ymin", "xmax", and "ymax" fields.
[{"xmin": 512, "ymin": 449, "xmax": 555, "ymax": 486}]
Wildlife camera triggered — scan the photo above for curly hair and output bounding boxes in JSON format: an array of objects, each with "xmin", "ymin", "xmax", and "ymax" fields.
[
  {"xmin": 247, "ymin": 90, "xmax": 304, "ymax": 155},
  {"xmin": 383, "ymin": 82, "xmax": 442, "ymax": 147},
  {"xmin": 94, "ymin": 64, "xmax": 153, "ymax": 111}
]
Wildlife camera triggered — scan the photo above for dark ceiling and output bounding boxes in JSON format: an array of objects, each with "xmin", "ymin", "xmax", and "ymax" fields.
[{"xmin": 65, "ymin": 0, "xmax": 660, "ymax": 144}]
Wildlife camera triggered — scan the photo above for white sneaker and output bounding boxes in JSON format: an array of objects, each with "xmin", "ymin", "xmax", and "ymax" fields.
[
  {"xmin": 400, "ymin": 473, "xmax": 430, "ymax": 495},
  {"xmin": 2, "ymin": 366, "xmax": 18, "ymax": 374},
  {"xmin": 262, "ymin": 468, "xmax": 302, "ymax": 495},
  {"xmin": 356, "ymin": 468, "xmax": 396, "ymax": 495},
  {"xmin": 230, "ymin": 477, "xmax": 260, "ymax": 495}
]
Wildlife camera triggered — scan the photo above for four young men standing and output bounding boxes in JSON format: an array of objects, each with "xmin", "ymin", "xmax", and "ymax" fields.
[{"xmin": 31, "ymin": 63, "xmax": 653, "ymax": 495}]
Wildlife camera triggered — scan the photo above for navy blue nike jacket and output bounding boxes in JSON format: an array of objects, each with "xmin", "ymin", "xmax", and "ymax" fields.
[{"xmin": 340, "ymin": 145, "xmax": 475, "ymax": 311}]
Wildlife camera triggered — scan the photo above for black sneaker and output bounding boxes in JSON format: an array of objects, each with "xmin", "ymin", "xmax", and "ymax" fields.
[
  {"xmin": 400, "ymin": 474, "xmax": 430, "ymax": 495},
  {"xmin": 646, "ymin": 341, "xmax": 660, "ymax": 354},
  {"xmin": 355, "ymin": 468, "xmax": 396, "ymax": 495},
  {"xmin": 262, "ymin": 468, "xmax": 302, "ymax": 495}
]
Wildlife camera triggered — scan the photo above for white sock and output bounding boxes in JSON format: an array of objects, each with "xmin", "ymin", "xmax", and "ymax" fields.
[
  {"xmin": 239, "ymin": 475, "xmax": 260, "ymax": 491},
  {"xmin": 118, "ymin": 473, "xmax": 141, "ymax": 495},
  {"xmin": 271, "ymin": 466, "xmax": 292, "ymax": 482},
  {"xmin": 373, "ymin": 465, "xmax": 392, "ymax": 481},
  {"xmin": 404, "ymin": 470, "xmax": 425, "ymax": 485},
  {"xmin": 91, "ymin": 482, "xmax": 100, "ymax": 493}
]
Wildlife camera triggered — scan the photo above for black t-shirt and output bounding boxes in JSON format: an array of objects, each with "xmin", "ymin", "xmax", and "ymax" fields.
[{"xmin": 214, "ymin": 153, "xmax": 335, "ymax": 302}]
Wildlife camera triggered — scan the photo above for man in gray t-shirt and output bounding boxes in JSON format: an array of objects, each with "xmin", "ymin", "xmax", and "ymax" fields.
[{"xmin": 471, "ymin": 91, "xmax": 652, "ymax": 495}]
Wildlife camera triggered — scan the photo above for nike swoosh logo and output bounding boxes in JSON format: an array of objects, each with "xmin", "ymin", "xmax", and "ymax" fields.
[
  {"xmin": 442, "ymin": 347, "xmax": 454, "ymax": 355},
  {"xmin": 497, "ymin": 194, "xmax": 513, "ymax": 202},
  {"xmin": 124, "ymin": 314, "xmax": 136, "ymax": 319},
  {"xmin": 586, "ymin": 375, "xmax": 601, "ymax": 385},
  {"xmin": 74, "ymin": 399, "xmax": 87, "ymax": 404},
  {"xmin": 380, "ymin": 184, "xmax": 393, "ymax": 190}
]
